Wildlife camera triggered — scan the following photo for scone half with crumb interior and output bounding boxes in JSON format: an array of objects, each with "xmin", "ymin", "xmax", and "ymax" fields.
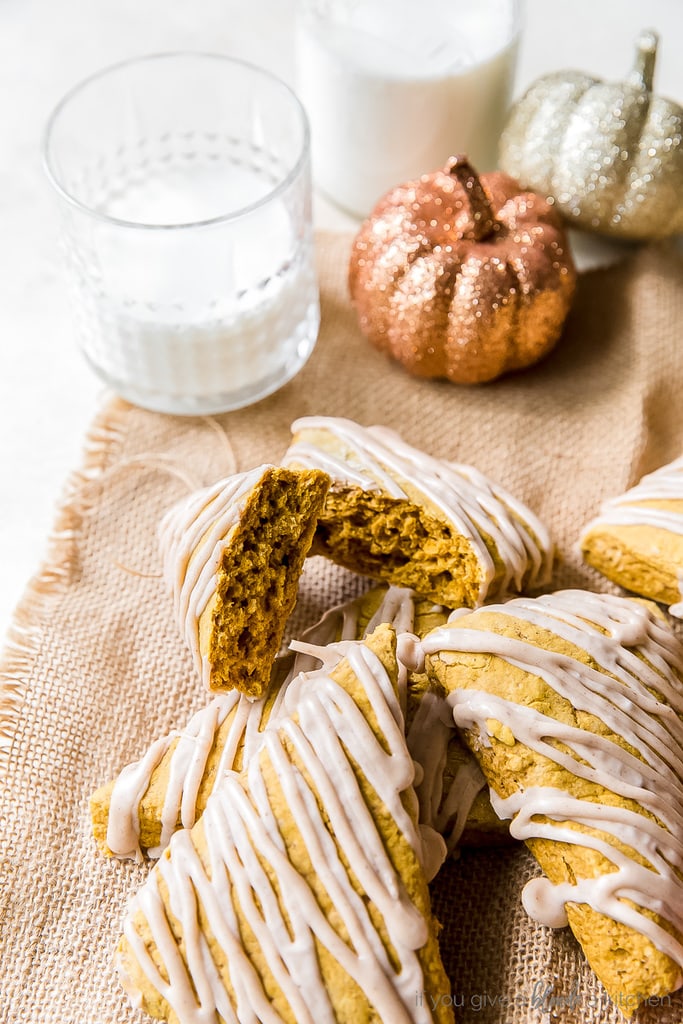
[
  {"xmin": 283, "ymin": 415, "xmax": 553, "ymax": 608},
  {"xmin": 158, "ymin": 464, "xmax": 329, "ymax": 697}
]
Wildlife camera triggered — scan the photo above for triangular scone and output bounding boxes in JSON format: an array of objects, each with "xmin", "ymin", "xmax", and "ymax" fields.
[
  {"xmin": 158, "ymin": 464, "xmax": 329, "ymax": 696},
  {"xmin": 115, "ymin": 626, "xmax": 455, "ymax": 1024},
  {"xmin": 91, "ymin": 586, "xmax": 504, "ymax": 864},
  {"xmin": 283, "ymin": 415, "xmax": 553, "ymax": 607},
  {"xmin": 580, "ymin": 456, "xmax": 683, "ymax": 615},
  {"xmin": 424, "ymin": 590, "xmax": 683, "ymax": 1013}
]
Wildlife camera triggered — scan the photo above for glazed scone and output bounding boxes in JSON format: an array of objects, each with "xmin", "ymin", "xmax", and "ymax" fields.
[
  {"xmin": 91, "ymin": 618, "xmax": 337, "ymax": 864},
  {"xmin": 283, "ymin": 416, "xmax": 553, "ymax": 607},
  {"xmin": 91, "ymin": 586, "xmax": 506, "ymax": 866},
  {"xmin": 423, "ymin": 590, "xmax": 683, "ymax": 1014},
  {"xmin": 90, "ymin": 658, "xmax": 292, "ymax": 862},
  {"xmin": 580, "ymin": 456, "xmax": 683, "ymax": 615},
  {"xmin": 158, "ymin": 464, "xmax": 330, "ymax": 696},
  {"xmin": 115, "ymin": 626, "xmax": 455, "ymax": 1024}
]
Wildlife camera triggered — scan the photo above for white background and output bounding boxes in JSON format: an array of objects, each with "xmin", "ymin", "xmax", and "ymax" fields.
[{"xmin": 1, "ymin": 0, "xmax": 682, "ymax": 640}]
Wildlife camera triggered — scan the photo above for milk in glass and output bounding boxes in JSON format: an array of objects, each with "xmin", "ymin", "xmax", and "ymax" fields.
[
  {"xmin": 297, "ymin": 0, "xmax": 520, "ymax": 218},
  {"xmin": 45, "ymin": 54, "xmax": 318, "ymax": 416},
  {"xmin": 77, "ymin": 163, "xmax": 317, "ymax": 415}
]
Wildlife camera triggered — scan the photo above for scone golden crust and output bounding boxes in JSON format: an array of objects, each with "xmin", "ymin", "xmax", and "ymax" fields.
[
  {"xmin": 423, "ymin": 590, "xmax": 683, "ymax": 1013},
  {"xmin": 115, "ymin": 626, "xmax": 455, "ymax": 1024},
  {"xmin": 91, "ymin": 586, "xmax": 504, "ymax": 865},
  {"xmin": 158, "ymin": 464, "xmax": 330, "ymax": 696},
  {"xmin": 580, "ymin": 456, "xmax": 683, "ymax": 613},
  {"xmin": 283, "ymin": 416, "xmax": 554, "ymax": 608}
]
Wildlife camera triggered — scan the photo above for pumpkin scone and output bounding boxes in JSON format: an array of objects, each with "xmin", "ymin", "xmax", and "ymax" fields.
[
  {"xmin": 91, "ymin": 586, "xmax": 506, "ymax": 867},
  {"xmin": 91, "ymin": 603, "xmax": 345, "ymax": 865},
  {"xmin": 580, "ymin": 456, "xmax": 683, "ymax": 616},
  {"xmin": 423, "ymin": 590, "xmax": 683, "ymax": 1014},
  {"xmin": 283, "ymin": 415, "xmax": 553, "ymax": 607},
  {"xmin": 158, "ymin": 464, "xmax": 330, "ymax": 696},
  {"xmin": 115, "ymin": 626, "xmax": 455, "ymax": 1024}
]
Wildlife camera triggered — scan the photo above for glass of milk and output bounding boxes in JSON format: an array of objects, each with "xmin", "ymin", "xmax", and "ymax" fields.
[
  {"xmin": 44, "ymin": 53, "xmax": 319, "ymax": 415},
  {"xmin": 297, "ymin": 0, "xmax": 522, "ymax": 219}
]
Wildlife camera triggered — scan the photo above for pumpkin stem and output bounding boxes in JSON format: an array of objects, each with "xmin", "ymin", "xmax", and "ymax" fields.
[
  {"xmin": 629, "ymin": 29, "xmax": 658, "ymax": 91},
  {"xmin": 446, "ymin": 155, "xmax": 496, "ymax": 240}
]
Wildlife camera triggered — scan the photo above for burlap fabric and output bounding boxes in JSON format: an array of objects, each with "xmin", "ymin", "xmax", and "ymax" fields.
[{"xmin": 2, "ymin": 231, "xmax": 683, "ymax": 1024}]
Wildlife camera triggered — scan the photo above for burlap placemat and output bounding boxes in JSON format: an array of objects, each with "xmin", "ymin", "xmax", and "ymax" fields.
[{"xmin": 2, "ymin": 231, "xmax": 683, "ymax": 1024}]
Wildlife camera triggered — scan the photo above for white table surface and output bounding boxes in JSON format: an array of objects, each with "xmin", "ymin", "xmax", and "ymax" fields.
[{"xmin": 1, "ymin": 0, "xmax": 682, "ymax": 643}]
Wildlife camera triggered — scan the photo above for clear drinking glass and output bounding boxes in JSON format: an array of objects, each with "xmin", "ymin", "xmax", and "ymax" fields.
[
  {"xmin": 44, "ymin": 53, "xmax": 319, "ymax": 416},
  {"xmin": 297, "ymin": 0, "xmax": 522, "ymax": 219}
]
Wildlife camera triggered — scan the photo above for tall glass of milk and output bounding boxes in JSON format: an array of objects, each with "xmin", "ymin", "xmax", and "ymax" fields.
[
  {"xmin": 44, "ymin": 53, "xmax": 319, "ymax": 415},
  {"xmin": 297, "ymin": 0, "xmax": 521, "ymax": 219}
]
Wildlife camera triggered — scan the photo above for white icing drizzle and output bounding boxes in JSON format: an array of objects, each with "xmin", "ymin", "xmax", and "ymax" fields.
[
  {"xmin": 284, "ymin": 415, "xmax": 553, "ymax": 603},
  {"xmin": 422, "ymin": 589, "xmax": 683, "ymax": 968},
  {"xmin": 106, "ymin": 733, "xmax": 182, "ymax": 863},
  {"xmin": 104, "ymin": 586, "xmax": 476, "ymax": 871},
  {"xmin": 117, "ymin": 639, "xmax": 438, "ymax": 1024},
  {"xmin": 582, "ymin": 456, "xmax": 683, "ymax": 535},
  {"xmin": 671, "ymin": 570, "xmax": 683, "ymax": 620},
  {"xmin": 105, "ymin": 612, "xmax": 340, "ymax": 862},
  {"xmin": 157, "ymin": 465, "xmax": 277, "ymax": 688},
  {"xmin": 406, "ymin": 688, "xmax": 484, "ymax": 857},
  {"xmin": 581, "ymin": 456, "xmax": 683, "ymax": 616},
  {"xmin": 435, "ymin": 756, "xmax": 487, "ymax": 855}
]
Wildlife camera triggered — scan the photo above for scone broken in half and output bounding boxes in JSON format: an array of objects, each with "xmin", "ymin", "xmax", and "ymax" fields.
[
  {"xmin": 283, "ymin": 415, "xmax": 553, "ymax": 608},
  {"xmin": 115, "ymin": 626, "xmax": 455, "ymax": 1024},
  {"xmin": 580, "ymin": 456, "xmax": 683, "ymax": 616},
  {"xmin": 424, "ymin": 590, "xmax": 683, "ymax": 1014},
  {"xmin": 158, "ymin": 464, "xmax": 330, "ymax": 696}
]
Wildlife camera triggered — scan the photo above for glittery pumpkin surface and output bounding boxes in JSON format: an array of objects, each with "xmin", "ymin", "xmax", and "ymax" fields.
[
  {"xmin": 348, "ymin": 158, "xmax": 577, "ymax": 385},
  {"xmin": 499, "ymin": 31, "xmax": 683, "ymax": 240}
]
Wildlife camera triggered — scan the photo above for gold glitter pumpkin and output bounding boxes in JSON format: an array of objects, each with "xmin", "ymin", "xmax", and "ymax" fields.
[
  {"xmin": 499, "ymin": 30, "xmax": 683, "ymax": 240},
  {"xmin": 348, "ymin": 157, "xmax": 577, "ymax": 385}
]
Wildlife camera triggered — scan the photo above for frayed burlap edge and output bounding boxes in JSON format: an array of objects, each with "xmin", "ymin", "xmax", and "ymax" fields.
[{"xmin": 0, "ymin": 395, "xmax": 132, "ymax": 775}]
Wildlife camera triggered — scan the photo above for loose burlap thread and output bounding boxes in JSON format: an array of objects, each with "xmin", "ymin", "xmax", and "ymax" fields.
[{"xmin": 2, "ymin": 232, "xmax": 683, "ymax": 1024}]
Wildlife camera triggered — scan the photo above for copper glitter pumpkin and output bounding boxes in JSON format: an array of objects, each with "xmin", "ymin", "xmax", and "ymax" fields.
[{"xmin": 348, "ymin": 157, "xmax": 577, "ymax": 385}]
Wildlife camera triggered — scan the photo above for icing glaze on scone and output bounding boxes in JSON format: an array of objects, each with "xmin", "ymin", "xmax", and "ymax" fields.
[
  {"xmin": 285, "ymin": 415, "xmax": 553, "ymax": 604},
  {"xmin": 116, "ymin": 633, "xmax": 452, "ymax": 1024},
  {"xmin": 157, "ymin": 465, "xmax": 329, "ymax": 696},
  {"xmin": 103, "ymin": 587, "xmax": 481, "ymax": 871},
  {"xmin": 582, "ymin": 457, "xmax": 683, "ymax": 535},
  {"xmin": 581, "ymin": 458, "xmax": 683, "ymax": 617},
  {"xmin": 423, "ymin": 590, "xmax": 683, "ymax": 974},
  {"xmin": 158, "ymin": 466, "xmax": 275, "ymax": 686}
]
